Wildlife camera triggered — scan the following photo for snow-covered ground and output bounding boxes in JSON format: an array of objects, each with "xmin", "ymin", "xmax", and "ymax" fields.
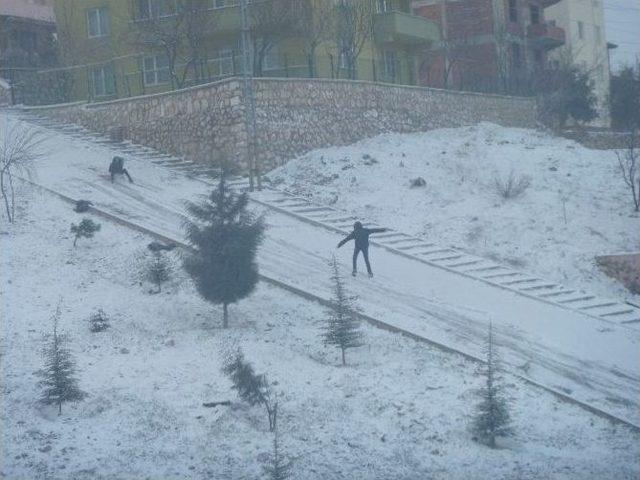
[
  {"xmin": 267, "ymin": 123, "xmax": 640, "ymax": 301},
  {"xmin": 2, "ymin": 186, "xmax": 639, "ymax": 479}
]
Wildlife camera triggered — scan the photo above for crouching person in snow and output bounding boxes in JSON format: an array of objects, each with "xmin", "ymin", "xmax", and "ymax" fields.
[
  {"xmin": 109, "ymin": 156, "xmax": 133, "ymax": 183},
  {"xmin": 337, "ymin": 221, "xmax": 387, "ymax": 277}
]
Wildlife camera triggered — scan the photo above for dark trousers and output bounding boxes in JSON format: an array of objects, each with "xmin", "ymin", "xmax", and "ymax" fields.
[{"xmin": 353, "ymin": 246, "xmax": 372, "ymax": 274}]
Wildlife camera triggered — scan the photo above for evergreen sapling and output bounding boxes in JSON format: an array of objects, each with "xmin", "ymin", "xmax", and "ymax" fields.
[
  {"xmin": 472, "ymin": 321, "xmax": 513, "ymax": 448},
  {"xmin": 323, "ymin": 256, "xmax": 363, "ymax": 366},
  {"xmin": 263, "ymin": 426, "xmax": 293, "ymax": 480},
  {"xmin": 89, "ymin": 309, "xmax": 110, "ymax": 332},
  {"xmin": 183, "ymin": 172, "xmax": 264, "ymax": 327},
  {"xmin": 70, "ymin": 218, "xmax": 101, "ymax": 247},
  {"xmin": 37, "ymin": 305, "xmax": 86, "ymax": 415},
  {"xmin": 223, "ymin": 347, "xmax": 277, "ymax": 431},
  {"xmin": 145, "ymin": 251, "xmax": 172, "ymax": 293}
]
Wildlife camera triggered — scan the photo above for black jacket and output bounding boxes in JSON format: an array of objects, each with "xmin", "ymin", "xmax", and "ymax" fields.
[{"xmin": 338, "ymin": 227, "xmax": 387, "ymax": 249}]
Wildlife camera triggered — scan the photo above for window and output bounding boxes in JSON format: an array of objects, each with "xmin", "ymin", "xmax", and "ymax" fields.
[
  {"xmin": 143, "ymin": 55, "xmax": 170, "ymax": 86},
  {"xmin": 217, "ymin": 47, "xmax": 236, "ymax": 75},
  {"xmin": 577, "ymin": 21, "xmax": 584, "ymax": 40},
  {"xmin": 376, "ymin": 0, "xmax": 390, "ymax": 13},
  {"xmin": 91, "ymin": 64, "xmax": 116, "ymax": 97},
  {"xmin": 87, "ymin": 7, "xmax": 110, "ymax": 37},
  {"xmin": 511, "ymin": 43, "xmax": 522, "ymax": 68},
  {"xmin": 530, "ymin": 5, "xmax": 540, "ymax": 25},
  {"xmin": 212, "ymin": 0, "xmax": 238, "ymax": 7},
  {"xmin": 508, "ymin": 0, "xmax": 518, "ymax": 22},
  {"xmin": 135, "ymin": 0, "xmax": 177, "ymax": 20},
  {"xmin": 263, "ymin": 44, "xmax": 280, "ymax": 71},
  {"xmin": 383, "ymin": 50, "xmax": 397, "ymax": 79}
]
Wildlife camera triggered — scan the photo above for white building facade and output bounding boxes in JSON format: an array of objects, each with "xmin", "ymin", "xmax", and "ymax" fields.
[{"xmin": 545, "ymin": 0, "xmax": 611, "ymax": 126}]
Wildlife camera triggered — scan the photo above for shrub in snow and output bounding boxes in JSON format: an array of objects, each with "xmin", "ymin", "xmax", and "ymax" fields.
[
  {"xmin": 183, "ymin": 172, "xmax": 264, "ymax": 328},
  {"xmin": 144, "ymin": 251, "xmax": 173, "ymax": 293},
  {"xmin": 0, "ymin": 122, "xmax": 44, "ymax": 223},
  {"xmin": 493, "ymin": 171, "xmax": 531, "ymax": 200},
  {"xmin": 37, "ymin": 305, "xmax": 86, "ymax": 415},
  {"xmin": 89, "ymin": 309, "xmax": 110, "ymax": 332},
  {"xmin": 323, "ymin": 256, "xmax": 363, "ymax": 366},
  {"xmin": 410, "ymin": 177, "xmax": 426, "ymax": 188},
  {"xmin": 70, "ymin": 218, "xmax": 101, "ymax": 247},
  {"xmin": 615, "ymin": 135, "xmax": 639, "ymax": 212},
  {"xmin": 472, "ymin": 322, "xmax": 513, "ymax": 448},
  {"xmin": 222, "ymin": 347, "xmax": 278, "ymax": 431},
  {"xmin": 263, "ymin": 427, "xmax": 292, "ymax": 480}
]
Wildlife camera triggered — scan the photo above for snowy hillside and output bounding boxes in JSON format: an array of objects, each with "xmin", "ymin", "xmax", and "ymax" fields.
[
  {"xmin": 2, "ymin": 186, "xmax": 639, "ymax": 479},
  {"xmin": 267, "ymin": 123, "xmax": 640, "ymax": 300}
]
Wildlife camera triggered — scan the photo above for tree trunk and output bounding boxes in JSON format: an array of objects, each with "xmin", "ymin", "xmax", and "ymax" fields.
[
  {"xmin": 0, "ymin": 170, "xmax": 13, "ymax": 223},
  {"xmin": 58, "ymin": 401, "xmax": 62, "ymax": 415},
  {"xmin": 73, "ymin": 235, "xmax": 78, "ymax": 247},
  {"xmin": 223, "ymin": 303, "xmax": 229, "ymax": 328},
  {"xmin": 341, "ymin": 347, "xmax": 346, "ymax": 366}
]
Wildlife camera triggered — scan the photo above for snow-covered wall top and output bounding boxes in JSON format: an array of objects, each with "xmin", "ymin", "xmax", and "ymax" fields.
[{"xmin": 22, "ymin": 77, "xmax": 538, "ymax": 171}]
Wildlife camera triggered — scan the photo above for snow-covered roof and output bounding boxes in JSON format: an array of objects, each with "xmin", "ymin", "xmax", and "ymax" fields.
[{"xmin": 0, "ymin": 0, "xmax": 55, "ymax": 23}]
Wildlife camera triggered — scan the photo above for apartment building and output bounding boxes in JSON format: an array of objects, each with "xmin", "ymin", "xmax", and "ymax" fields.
[
  {"xmin": 413, "ymin": 0, "xmax": 566, "ymax": 92},
  {"xmin": 51, "ymin": 0, "xmax": 440, "ymax": 102},
  {"xmin": 545, "ymin": 0, "xmax": 610, "ymax": 125},
  {"xmin": 0, "ymin": 0, "xmax": 56, "ymax": 70}
]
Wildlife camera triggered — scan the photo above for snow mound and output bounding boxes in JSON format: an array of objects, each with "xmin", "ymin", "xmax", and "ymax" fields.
[{"xmin": 268, "ymin": 123, "xmax": 640, "ymax": 300}]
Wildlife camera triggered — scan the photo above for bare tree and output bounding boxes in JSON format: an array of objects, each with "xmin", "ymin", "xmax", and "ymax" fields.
[
  {"xmin": 616, "ymin": 132, "xmax": 640, "ymax": 212},
  {"xmin": 0, "ymin": 122, "xmax": 45, "ymax": 223},
  {"xmin": 295, "ymin": 0, "xmax": 334, "ymax": 77},
  {"xmin": 128, "ymin": 0, "xmax": 214, "ymax": 88},
  {"xmin": 249, "ymin": 0, "xmax": 303, "ymax": 76},
  {"xmin": 332, "ymin": 0, "xmax": 374, "ymax": 80}
]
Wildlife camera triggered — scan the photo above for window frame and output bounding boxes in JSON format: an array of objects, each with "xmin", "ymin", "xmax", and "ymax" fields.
[
  {"xmin": 142, "ymin": 54, "xmax": 171, "ymax": 86},
  {"xmin": 86, "ymin": 7, "xmax": 110, "ymax": 38},
  {"xmin": 91, "ymin": 64, "xmax": 116, "ymax": 97}
]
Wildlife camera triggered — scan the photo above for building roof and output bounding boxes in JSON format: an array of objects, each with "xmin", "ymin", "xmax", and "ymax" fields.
[{"xmin": 0, "ymin": 0, "xmax": 55, "ymax": 24}]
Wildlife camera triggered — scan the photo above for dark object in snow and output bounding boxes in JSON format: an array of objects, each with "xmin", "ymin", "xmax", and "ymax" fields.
[
  {"xmin": 337, "ymin": 221, "xmax": 387, "ymax": 277},
  {"xmin": 410, "ymin": 177, "xmax": 426, "ymax": 188},
  {"xmin": 147, "ymin": 241, "xmax": 176, "ymax": 252},
  {"xmin": 74, "ymin": 200, "xmax": 93, "ymax": 213},
  {"xmin": 89, "ymin": 309, "xmax": 109, "ymax": 332},
  {"xmin": 70, "ymin": 218, "xmax": 101, "ymax": 247},
  {"xmin": 202, "ymin": 401, "xmax": 231, "ymax": 408},
  {"xmin": 323, "ymin": 256, "xmax": 363, "ymax": 366},
  {"xmin": 37, "ymin": 305, "xmax": 86, "ymax": 415},
  {"xmin": 108, "ymin": 156, "xmax": 133, "ymax": 183},
  {"xmin": 362, "ymin": 154, "xmax": 378, "ymax": 166}
]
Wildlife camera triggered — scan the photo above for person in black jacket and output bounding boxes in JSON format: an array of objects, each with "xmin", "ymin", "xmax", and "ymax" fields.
[
  {"xmin": 337, "ymin": 221, "xmax": 387, "ymax": 277},
  {"xmin": 109, "ymin": 156, "xmax": 133, "ymax": 183}
]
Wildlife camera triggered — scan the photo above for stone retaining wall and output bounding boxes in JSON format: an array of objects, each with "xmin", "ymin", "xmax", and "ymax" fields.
[{"xmin": 23, "ymin": 77, "xmax": 538, "ymax": 172}]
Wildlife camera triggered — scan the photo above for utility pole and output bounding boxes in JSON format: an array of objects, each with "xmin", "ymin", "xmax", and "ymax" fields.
[{"xmin": 240, "ymin": 0, "xmax": 260, "ymax": 191}]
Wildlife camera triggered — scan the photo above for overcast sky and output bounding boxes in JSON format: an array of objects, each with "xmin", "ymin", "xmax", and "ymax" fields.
[{"xmin": 604, "ymin": 0, "xmax": 640, "ymax": 70}]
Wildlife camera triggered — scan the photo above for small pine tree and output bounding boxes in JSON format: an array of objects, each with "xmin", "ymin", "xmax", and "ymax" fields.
[
  {"xmin": 223, "ymin": 348, "xmax": 277, "ymax": 431},
  {"xmin": 37, "ymin": 306, "xmax": 86, "ymax": 415},
  {"xmin": 472, "ymin": 322, "xmax": 512, "ymax": 448},
  {"xmin": 145, "ymin": 251, "xmax": 172, "ymax": 293},
  {"xmin": 70, "ymin": 218, "xmax": 101, "ymax": 247},
  {"xmin": 263, "ymin": 426, "xmax": 292, "ymax": 480},
  {"xmin": 183, "ymin": 172, "xmax": 264, "ymax": 327},
  {"xmin": 89, "ymin": 309, "xmax": 110, "ymax": 332},
  {"xmin": 323, "ymin": 256, "xmax": 363, "ymax": 366}
]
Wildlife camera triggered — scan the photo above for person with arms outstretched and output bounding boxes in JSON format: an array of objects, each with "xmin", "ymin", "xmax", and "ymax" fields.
[
  {"xmin": 337, "ymin": 221, "xmax": 387, "ymax": 277},
  {"xmin": 109, "ymin": 156, "xmax": 133, "ymax": 183}
]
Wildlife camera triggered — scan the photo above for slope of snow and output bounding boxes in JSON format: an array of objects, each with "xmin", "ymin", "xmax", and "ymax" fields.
[
  {"xmin": 267, "ymin": 123, "xmax": 640, "ymax": 301},
  {"xmin": 2, "ymin": 186, "xmax": 639, "ymax": 479}
]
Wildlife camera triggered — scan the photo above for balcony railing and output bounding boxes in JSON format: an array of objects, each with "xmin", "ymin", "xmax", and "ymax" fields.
[
  {"xmin": 374, "ymin": 10, "xmax": 440, "ymax": 45},
  {"xmin": 527, "ymin": 22, "xmax": 566, "ymax": 50}
]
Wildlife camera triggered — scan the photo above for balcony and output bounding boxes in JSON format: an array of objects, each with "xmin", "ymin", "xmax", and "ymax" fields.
[
  {"xmin": 527, "ymin": 22, "xmax": 565, "ymax": 50},
  {"xmin": 374, "ymin": 11, "xmax": 440, "ymax": 46}
]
